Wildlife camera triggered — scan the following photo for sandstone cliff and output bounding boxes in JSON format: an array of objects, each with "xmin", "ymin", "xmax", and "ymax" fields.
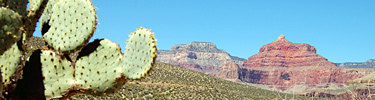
[
  {"xmin": 239, "ymin": 67, "xmax": 373, "ymax": 91},
  {"xmin": 219, "ymin": 62, "xmax": 240, "ymax": 79},
  {"xmin": 239, "ymin": 34, "xmax": 373, "ymax": 93},
  {"xmin": 243, "ymin": 34, "xmax": 336, "ymax": 68},
  {"xmin": 157, "ymin": 42, "xmax": 245, "ymax": 75}
]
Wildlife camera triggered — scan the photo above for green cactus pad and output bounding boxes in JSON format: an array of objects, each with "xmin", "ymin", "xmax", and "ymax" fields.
[
  {"xmin": 0, "ymin": 43, "xmax": 22, "ymax": 85},
  {"xmin": 43, "ymin": 0, "xmax": 97, "ymax": 53},
  {"xmin": 0, "ymin": 69, "xmax": 2, "ymax": 99},
  {"xmin": 28, "ymin": 0, "xmax": 45, "ymax": 11},
  {"xmin": 39, "ymin": 0, "xmax": 57, "ymax": 34},
  {"xmin": 123, "ymin": 27, "xmax": 157, "ymax": 79},
  {"xmin": 41, "ymin": 50, "xmax": 74, "ymax": 99},
  {"xmin": 6, "ymin": 0, "xmax": 27, "ymax": 18},
  {"xmin": 75, "ymin": 39, "xmax": 126, "ymax": 96},
  {"xmin": 0, "ymin": 7, "xmax": 22, "ymax": 55}
]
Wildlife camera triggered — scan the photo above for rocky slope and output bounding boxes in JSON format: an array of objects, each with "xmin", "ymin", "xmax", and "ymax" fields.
[
  {"xmin": 239, "ymin": 34, "xmax": 374, "ymax": 94},
  {"xmin": 157, "ymin": 42, "xmax": 246, "ymax": 76},
  {"xmin": 337, "ymin": 59, "xmax": 375, "ymax": 70},
  {"xmin": 71, "ymin": 62, "xmax": 317, "ymax": 99}
]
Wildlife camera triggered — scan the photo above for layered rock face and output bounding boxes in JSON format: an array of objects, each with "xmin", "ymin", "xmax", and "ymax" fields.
[
  {"xmin": 157, "ymin": 42, "xmax": 245, "ymax": 75},
  {"xmin": 243, "ymin": 34, "xmax": 336, "ymax": 68},
  {"xmin": 239, "ymin": 35, "xmax": 373, "ymax": 93},
  {"xmin": 219, "ymin": 62, "xmax": 240, "ymax": 79},
  {"xmin": 239, "ymin": 67, "xmax": 373, "ymax": 90}
]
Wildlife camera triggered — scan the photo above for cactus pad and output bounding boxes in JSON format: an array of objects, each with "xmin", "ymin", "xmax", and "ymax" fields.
[
  {"xmin": 0, "ymin": 7, "xmax": 22, "ymax": 55},
  {"xmin": 6, "ymin": 0, "xmax": 27, "ymax": 19},
  {"xmin": 123, "ymin": 27, "xmax": 157, "ymax": 79},
  {"xmin": 41, "ymin": 50, "xmax": 74, "ymax": 99},
  {"xmin": 28, "ymin": 0, "xmax": 45, "ymax": 11},
  {"xmin": 43, "ymin": 0, "xmax": 97, "ymax": 53},
  {"xmin": 0, "ymin": 43, "xmax": 22, "ymax": 85},
  {"xmin": 0, "ymin": 69, "xmax": 2, "ymax": 98},
  {"xmin": 39, "ymin": 0, "xmax": 57, "ymax": 34},
  {"xmin": 75, "ymin": 39, "xmax": 126, "ymax": 96}
]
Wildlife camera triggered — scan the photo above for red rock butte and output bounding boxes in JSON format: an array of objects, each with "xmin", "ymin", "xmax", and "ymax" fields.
[
  {"xmin": 239, "ymin": 34, "xmax": 373, "ymax": 92},
  {"xmin": 243, "ymin": 34, "xmax": 337, "ymax": 68}
]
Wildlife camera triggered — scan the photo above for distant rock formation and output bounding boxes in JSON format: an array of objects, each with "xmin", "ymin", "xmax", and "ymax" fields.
[
  {"xmin": 219, "ymin": 62, "xmax": 240, "ymax": 79},
  {"xmin": 337, "ymin": 59, "xmax": 375, "ymax": 70},
  {"xmin": 239, "ymin": 34, "xmax": 373, "ymax": 93},
  {"xmin": 239, "ymin": 67, "xmax": 373, "ymax": 91},
  {"xmin": 243, "ymin": 34, "xmax": 336, "ymax": 68},
  {"xmin": 157, "ymin": 42, "xmax": 246, "ymax": 75}
]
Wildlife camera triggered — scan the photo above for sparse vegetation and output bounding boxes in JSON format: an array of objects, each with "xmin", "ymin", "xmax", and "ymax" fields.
[
  {"xmin": 28, "ymin": 36, "xmax": 335, "ymax": 99},
  {"xmin": 68, "ymin": 62, "xmax": 323, "ymax": 99}
]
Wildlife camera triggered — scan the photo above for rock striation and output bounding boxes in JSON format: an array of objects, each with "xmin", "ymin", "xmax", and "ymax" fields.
[
  {"xmin": 239, "ymin": 67, "xmax": 373, "ymax": 91},
  {"xmin": 157, "ymin": 42, "xmax": 246, "ymax": 75},
  {"xmin": 219, "ymin": 62, "xmax": 240, "ymax": 79},
  {"xmin": 239, "ymin": 34, "xmax": 374, "ymax": 93},
  {"xmin": 243, "ymin": 34, "xmax": 336, "ymax": 68}
]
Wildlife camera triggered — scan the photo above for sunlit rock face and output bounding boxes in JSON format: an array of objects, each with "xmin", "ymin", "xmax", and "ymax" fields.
[
  {"xmin": 219, "ymin": 62, "xmax": 240, "ymax": 79},
  {"xmin": 243, "ymin": 34, "xmax": 336, "ymax": 68},
  {"xmin": 239, "ymin": 67, "xmax": 373, "ymax": 91},
  {"xmin": 337, "ymin": 59, "xmax": 375, "ymax": 70},
  {"xmin": 157, "ymin": 42, "xmax": 245, "ymax": 75},
  {"xmin": 239, "ymin": 34, "xmax": 373, "ymax": 92}
]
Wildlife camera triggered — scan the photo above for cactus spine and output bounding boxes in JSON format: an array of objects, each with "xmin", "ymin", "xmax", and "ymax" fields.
[{"xmin": 0, "ymin": 0, "xmax": 157, "ymax": 99}]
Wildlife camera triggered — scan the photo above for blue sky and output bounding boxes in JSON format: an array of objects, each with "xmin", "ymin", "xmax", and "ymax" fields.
[{"xmin": 34, "ymin": 0, "xmax": 374, "ymax": 63}]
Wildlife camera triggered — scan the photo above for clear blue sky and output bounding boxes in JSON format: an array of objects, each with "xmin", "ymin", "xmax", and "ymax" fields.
[{"xmin": 34, "ymin": 0, "xmax": 374, "ymax": 63}]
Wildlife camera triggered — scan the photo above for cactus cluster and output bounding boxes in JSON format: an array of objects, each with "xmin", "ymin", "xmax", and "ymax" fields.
[{"xmin": 0, "ymin": 0, "xmax": 157, "ymax": 99}]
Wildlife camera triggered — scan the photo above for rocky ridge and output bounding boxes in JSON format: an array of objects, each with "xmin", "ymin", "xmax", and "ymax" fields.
[
  {"xmin": 219, "ymin": 62, "xmax": 240, "ymax": 79},
  {"xmin": 156, "ymin": 42, "xmax": 246, "ymax": 76},
  {"xmin": 243, "ymin": 34, "xmax": 336, "ymax": 68},
  {"xmin": 239, "ymin": 34, "xmax": 373, "ymax": 94},
  {"xmin": 156, "ymin": 35, "xmax": 373, "ymax": 98},
  {"xmin": 337, "ymin": 59, "xmax": 375, "ymax": 70}
]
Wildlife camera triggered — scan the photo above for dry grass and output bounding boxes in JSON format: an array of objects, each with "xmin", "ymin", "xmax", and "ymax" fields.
[{"xmin": 69, "ymin": 62, "xmax": 324, "ymax": 99}]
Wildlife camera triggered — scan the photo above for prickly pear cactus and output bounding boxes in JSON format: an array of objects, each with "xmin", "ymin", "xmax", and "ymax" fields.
[
  {"xmin": 40, "ymin": 0, "xmax": 57, "ymax": 34},
  {"xmin": 0, "ymin": 0, "xmax": 157, "ymax": 99},
  {"xmin": 0, "ymin": 70, "xmax": 2, "ymax": 99},
  {"xmin": 0, "ymin": 0, "xmax": 48, "ymax": 98},
  {"xmin": 4, "ymin": 0, "xmax": 28, "ymax": 19},
  {"xmin": 29, "ymin": 0, "xmax": 45, "ymax": 11},
  {"xmin": 40, "ymin": 27, "xmax": 157, "ymax": 99},
  {"xmin": 0, "ymin": 43, "xmax": 22, "ymax": 86},
  {"xmin": 123, "ymin": 27, "xmax": 157, "ymax": 79},
  {"xmin": 0, "ymin": 8, "xmax": 23, "ymax": 95},
  {"xmin": 41, "ymin": 50, "xmax": 74, "ymax": 99},
  {"xmin": 0, "ymin": 7, "xmax": 22, "ymax": 55},
  {"xmin": 42, "ymin": 0, "xmax": 97, "ymax": 53},
  {"xmin": 75, "ymin": 39, "xmax": 126, "ymax": 96}
]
